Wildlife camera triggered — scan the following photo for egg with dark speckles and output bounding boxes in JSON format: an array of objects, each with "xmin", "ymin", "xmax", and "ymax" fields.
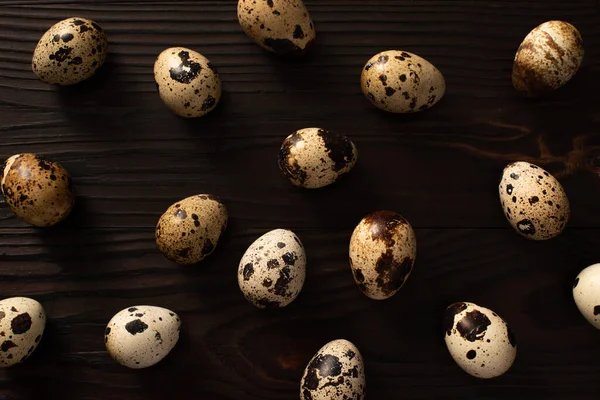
[
  {"xmin": 300, "ymin": 339, "xmax": 366, "ymax": 400},
  {"xmin": 361, "ymin": 50, "xmax": 445, "ymax": 113},
  {"xmin": 105, "ymin": 305, "xmax": 181, "ymax": 369},
  {"xmin": 1, "ymin": 153, "xmax": 75, "ymax": 227},
  {"xmin": 499, "ymin": 161, "xmax": 569, "ymax": 240},
  {"xmin": 154, "ymin": 47, "xmax": 222, "ymax": 118},
  {"xmin": 573, "ymin": 263, "xmax": 600, "ymax": 329},
  {"xmin": 349, "ymin": 211, "xmax": 416, "ymax": 300},
  {"xmin": 32, "ymin": 17, "xmax": 108, "ymax": 85},
  {"xmin": 444, "ymin": 302, "xmax": 517, "ymax": 379},
  {"xmin": 278, "ymin": 128, "xmax": 357, "ymax": 189},
  {"xmin": 155, "ymin": 194, "xmax": 228, "ymax": 265},
  {"xmin": 512, "ymin": 21, "xmax": 584, "ymax": 98},
  {"xmin": 237, "ymin": 0, "xmax": 315, "ymax": 55},
  {"xmin": 238, "ymin": 229, "xmax": 306, "ymax": 308},
  {"xmin": 0, "ymin": 297, "xmax": 46, "ymax": 368}
]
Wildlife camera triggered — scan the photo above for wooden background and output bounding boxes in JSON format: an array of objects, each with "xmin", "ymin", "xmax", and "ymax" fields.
[{"xmin": 0, "ymin": 1, "xmax": 599, "ymax": 399}]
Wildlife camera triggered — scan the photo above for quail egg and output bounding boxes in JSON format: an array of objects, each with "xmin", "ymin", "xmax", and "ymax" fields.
[
  {"xmin": 105, "ymin": 305, "xmax": 181, "ymax": 369},
  {"xmin": 512, "ymin": 21, "xmax": 584, "ymax": 97},
  {"xmin": 349, "ymin": 211, "xmax": 417, "ymax": 300},
  {"xmin": 499, "ymin": 161, "xmax": 569, "ymax": 240},
  {"xmin": 300, "ymin": 339, "xmax": 366, "ymax": 400},
  {"xmin": 238, "ymin": 229, "xmax": 306, "ymax": 308},
  {"xmin": 155, "ymin": 194, "xmax": 228, "ymax": 265},
  {"xmin": 361, "ymin": 50, "xmax": 445, "ymax": 113},
  {"xmin": 237, "ymin": 0, "xmax": 315, "ymax": 55},
  {"xmin": 0, "ymin": 297, "xmax": 46, "ymax": 368},
  {"xmin": 573, "ymin": 263, "xmax": 600, "ymax": 329},
  {"xmin": 1, "ymin": 153, "xmax": 75, "ymax": 227},
  {"xmin": 278, "ymin": 127, "xmax": 358, "ymax": 189},
  {"xmin": 154, "ymin": 47, "xmax": 222, "ymax": 118},
  {"xmin": 32, "ymin": 17, "xmax": 108, "ymax": 85},
  {"xmin": 444, "ymin": 302, "xmax": 517, "ymax": 379}
]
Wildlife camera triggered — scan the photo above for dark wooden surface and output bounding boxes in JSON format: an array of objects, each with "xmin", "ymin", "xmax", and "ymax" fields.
[{"xmin": 0, "ymin": 1, "xmax": 599, "ymax": 399}]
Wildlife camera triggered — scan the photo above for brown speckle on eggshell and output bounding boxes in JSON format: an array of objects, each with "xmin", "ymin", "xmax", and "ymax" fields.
[
  {"xmin": 1, "ymin": 153, "xmax": 75, "ymax": 227},
  {"xmin": 154, "ymin": 47, "xmax": 222, "ymax": 118},
  {"xmin": 237, "ymin": 0, "xmax": 315, "ymax": 55},
  {"xmin": 361, "ymin": 50, "xmax": 445, "ymax": 113},
  {"xmin": 349, "ymin": 211, "xmax": 417, "ymax": 300},
  {"xmin": 499, "ymin": 161, "xmax": 569, "ymax": 240},
  {"xmin": 32, "ymin": 17, "xmax": 108, "ymax": 85},
  {"xmin": 512, "ymin": 20, "xmax": 584, "ymax": 97},
  {"xmin": 155, "ymin": 194, "xmax": 227, "ymax": 265},
  {"xmin": 278, "ymin": 127, "xmax": 358, "ymax": 189},
  {"xmin": 0, "ymin": 297, "xmax": 46, "ymax": 368}
]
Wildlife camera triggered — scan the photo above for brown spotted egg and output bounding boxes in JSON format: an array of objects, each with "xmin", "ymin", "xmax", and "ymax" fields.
[
  {"xmin": 156, "ymin": 194, "xmax": 228, "ymax": 265},
  {"xmin": 154, "ymin": 47, "xmax": 222, "ymax": 118},
  {"xmin": 1, "ymin": 153, "xmax": 75, "ymax": 227},
  {"xmin": 32, "ymin": 17, "xmax": 108, "ymax": 85},
  {"xmin": 237, "ymin": 0, "xmax": 315, "ymax": 55},
  {"xmin": 105, "ymin": 305, "xmax": 181, "ymax": 369},
  {"xmin": 238, "ymin": 229, "xmax": 306, "ymax": 308},
  {"xmin": 512, "ymin": 21, "xmax": 584, "ymax": 97},
  {"xmin": 361, "ymin": 50, "xmax": 445, "ymax": 113},
  {"xmin": 573, "ymin": 263, "xmax": 600, "ymax": 329},
  {"xmin": 349, "ymin": 211, "xmax": 417, "ymax": 300},
  {"xmin": 300, "ymin": 339, "xmax": 366, "ymax": 400},
  {"xmin": 499, "ymin": 161, "xmax": 569, "ymax": 240},
  {"xmin": 278, "ymin": 128, "xmax": 358, "ymax": 189},
  {"xmin": 0, "ymin": 297, "xmax": 46, "ymax": 368},
  {"xmin": 444, "ymin": 302, "xmax": 517, "ymax": 379}
]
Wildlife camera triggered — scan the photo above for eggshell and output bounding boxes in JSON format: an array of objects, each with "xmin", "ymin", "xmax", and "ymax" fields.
[
  {"xmin": 300, "ymin": 339, "xmax": 366, "ymax": 400},
  {"xmin": 32, "ymin": 17, "xmax": 108, "ymax": 85},
  {"xmin": 499, "ymin": 161, "xmax": 569, "ymax": 240},
  {"xmin": 238, "ymin": 229, "xmax": 306, "ymax": 308},
  {"xmin": 0, "ymin": 297, "xmax": 46, "ymax": 368},
  {"xmin": 154, "ymin": 47, "xmax": 222, "ymax": 117},
  {"xmin": 237, "ymin": 0, "xmax": 315, "ymax": 55},
  {"xmin": 1, "ymin": 153, "xmax": 75, "ymax": 227},
  {"xmin": 105, "ymin": 305, "xmax": 181, "ymax": 369},
  {"xmin": 443, "ymin": 302, "xmax": 517, "ymax": 379},
  {"xmin": 155, "ymin": 194, "xmax": 228, "ymax": 265},
  {"xmin": 573, "ymin": 263, "xmax": 600, "ymax": 329},
  {"xmin": 349, "ymin": 211, "xmax": 416, "ymax": 300},
  {"xmin": 512, "ymin": 21, "xmax": 584, "ymax": 97},
  {"xmin": 278, "ymin": 128, "xmax": 358, "ymax": 189},
  {"xmin": 361, "ymin": 50, "xmax": 445, "ymax": 113}
]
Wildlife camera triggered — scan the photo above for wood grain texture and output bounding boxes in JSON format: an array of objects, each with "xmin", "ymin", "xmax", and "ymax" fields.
[{"xmin": 0, "ymin": 1, "xmax": 599, "ymax": 399}]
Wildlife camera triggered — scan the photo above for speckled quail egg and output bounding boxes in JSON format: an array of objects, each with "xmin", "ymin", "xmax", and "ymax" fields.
[
  {"xmin": 237, "ymin": 0, "xmax": 315, "ymax": 55},
  {"xmin": 499, "ymin": 161, "xmax": 569, "ymax": 240},
  {"xmin": 238, "ymin": 229, "xmax": 306, "ymax": 308},
  {"xmin": 155, "ymin": 194, "xmax": 227, "ymax": 265},
  {"xmin": 0, "ymin": 297, "xmax": 46, "ymax": 368},
  {"xmin": 349, "ymin": 211, "xmax": 417, "ymax": 300},
  {"xmin": 32, "ymin": 17, "xmax": 108, "ymax": 85},
  {"xmin": 512, "ymin": 21, "xmax": 584, "ymax": 97},
  {"xmin": 443, "ymin": 302, "xmax": 517, "ymax": 379},
  {"xmin": 154, "ymin": 47, "xmax": 221, "ymax": 118},
  {"xmin": 278, "ymin": 128, "xmax": 358, "ymax": 189},
  {"xmin": 1, "ymin": 153, "xmax": 75, "ymax": 227},
  {"xmin": 361, "ymin": 50, "xmax": 445, "ymax": 113},
  {"xmin": 300, "ymin": 339, "xmax": 366, "ymax": 400},
  {"xmin": 105, "ymin": 305, "xmax": 181, "ymax": 369},
  {"xmin": 573, "ymin": 263, "xmax": 600, "ymax": 329}
]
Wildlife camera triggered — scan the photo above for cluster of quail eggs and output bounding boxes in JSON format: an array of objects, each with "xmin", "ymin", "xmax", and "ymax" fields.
[{"xmin": 0, "ymin": 4, "xmax": 596, "ymax": 399}]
